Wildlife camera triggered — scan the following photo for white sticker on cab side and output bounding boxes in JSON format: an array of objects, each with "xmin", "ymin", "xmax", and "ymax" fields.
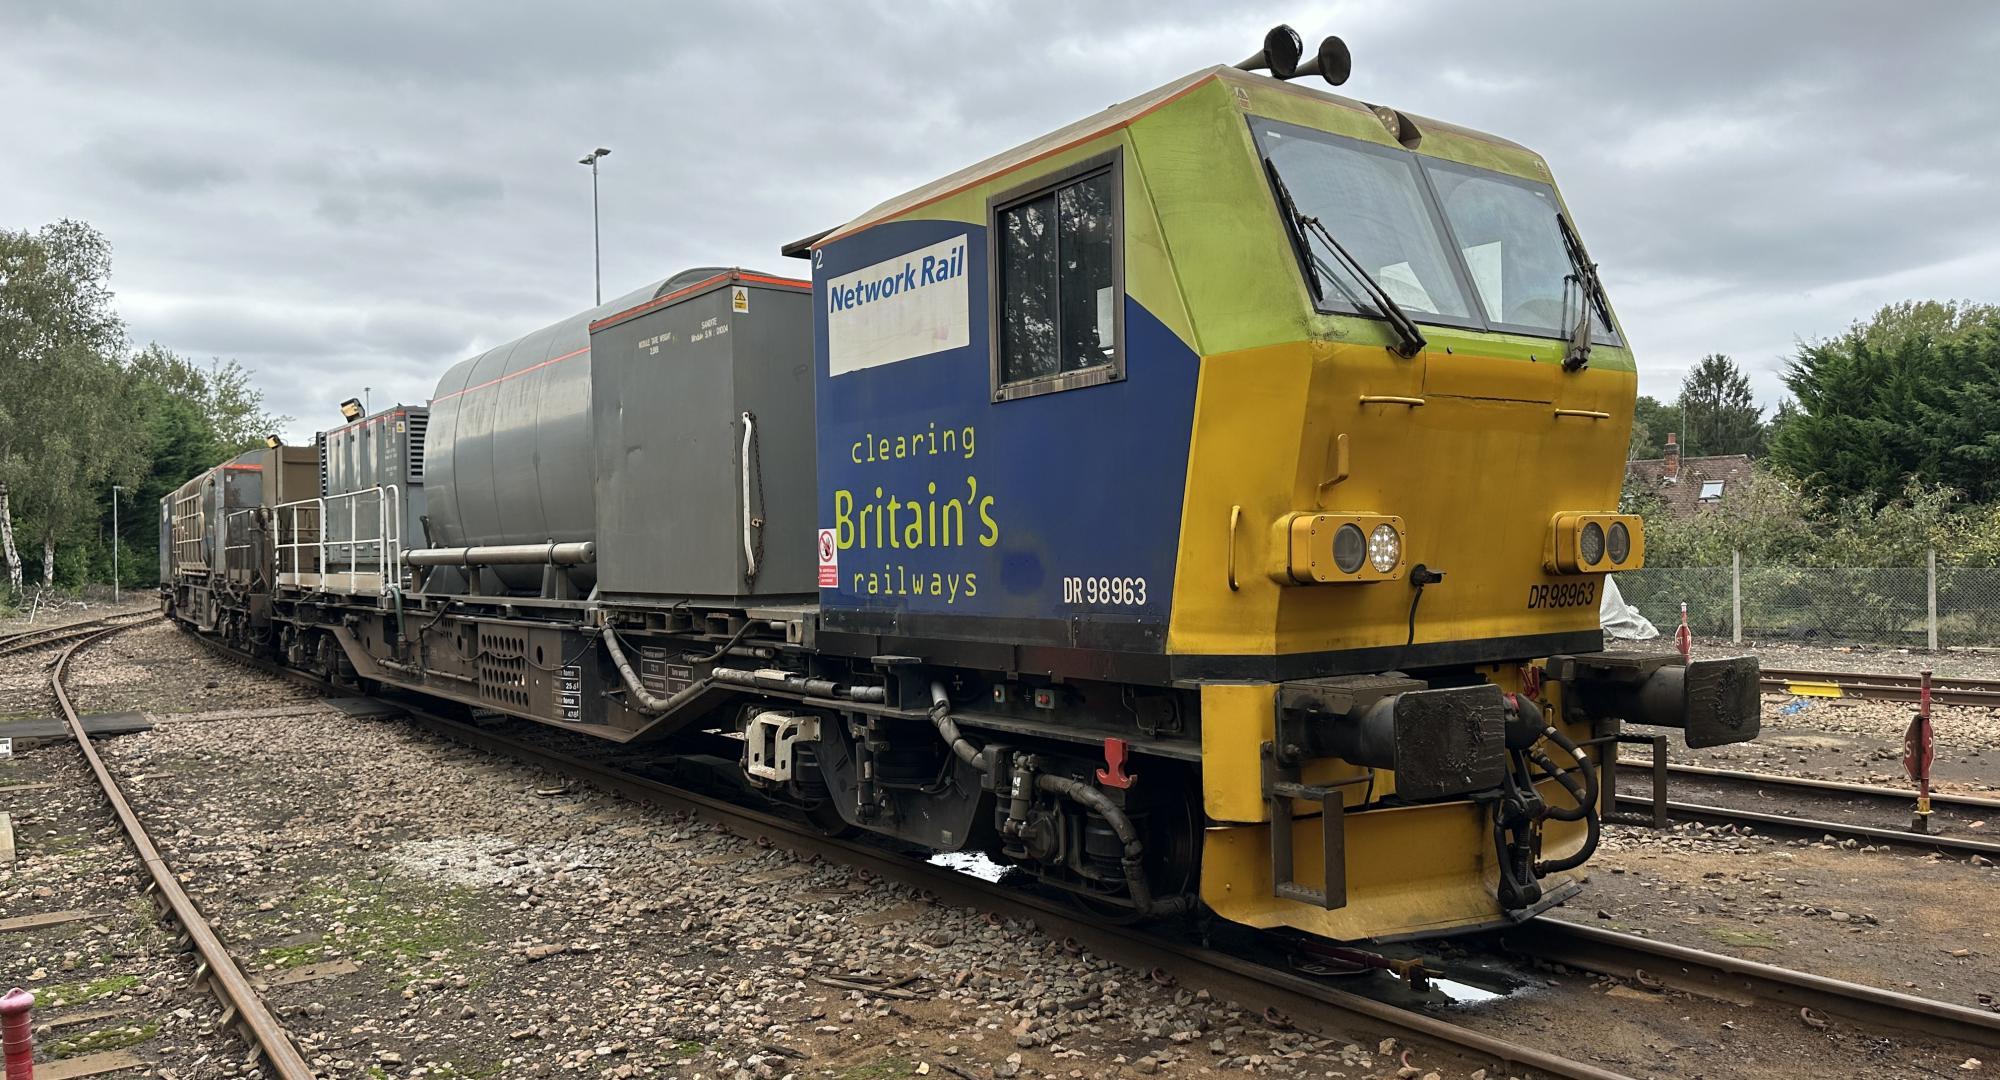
[{"xmin": 826, "ymin": 235, "xmax": 970, "ymax": 376}]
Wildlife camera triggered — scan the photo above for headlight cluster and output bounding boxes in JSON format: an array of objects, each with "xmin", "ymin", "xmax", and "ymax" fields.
[
  {"xmin": 1286, "ymin": 513, "xmax": 1405, "ymax": 584},
  {"xmin": 1546, "ymin": 513, "xmax": 1644, "ymax": 574}
]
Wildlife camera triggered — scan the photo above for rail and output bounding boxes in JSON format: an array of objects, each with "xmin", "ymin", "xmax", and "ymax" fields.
[
  {"xmin": 1613, "ymin": 759, "xmax": 2000, "ymax": 811},
  {"xmin": 275, "ymin": 484, "xmax": 403, "ymax": 594},
  {"xmin": 1762, "ymin": 667, "xmax": 2000, "ymax": 708},
  {"xmin": 49, "ymin": 618, "xmax": 317, "ymax": 1077},
  {"xmin": 0, "ymin": 609, "xmax": 160, "ymax": 658},
  {"xmin": 1503, "ymin": 918, "xmax": 2000, "ymax": 1049},
  {"xmin": 1606, "ymin": 758, "xmax": 2000, "ymax": 858}
]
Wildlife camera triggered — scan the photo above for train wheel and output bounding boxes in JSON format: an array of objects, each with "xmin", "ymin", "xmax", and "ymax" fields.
[
  {"xmin": 804, "ymin": 800, "xmax": 857, "ymax": 839},
  {"xmin": 311, "ymin": 633, "xmax": 338, "ymax": 679}
]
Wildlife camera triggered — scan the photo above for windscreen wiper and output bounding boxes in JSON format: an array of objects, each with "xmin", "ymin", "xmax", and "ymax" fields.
[
  {"xmin": 1264, "ymin": 161, "xmax": 1426, "ymax": 359},
  {"xmin": 1557, "ymin": 211, "xmax": 1609, "ymax": 372},
  {"xmin": 1265, "ymin": 160, "xmax": 1325, "ymax": 304}
]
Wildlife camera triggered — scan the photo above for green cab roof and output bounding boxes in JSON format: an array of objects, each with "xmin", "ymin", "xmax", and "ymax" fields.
[{"xmin": 812, "ymin": 65, "xmax": 1552, "ymax": 248}]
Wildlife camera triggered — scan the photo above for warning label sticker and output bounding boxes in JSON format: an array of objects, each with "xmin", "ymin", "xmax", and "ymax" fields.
[
  {"xmin": 817, "ymin": 528, "xmax": 839, "ymax": 588},
  {"xmin": 731, "ymin": 285, "xmax": 749, "ymax": 313}
]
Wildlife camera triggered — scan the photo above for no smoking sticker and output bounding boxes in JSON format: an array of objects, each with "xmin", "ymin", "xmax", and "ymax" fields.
[{"xmin": 817, "ymin": 528, "xmax": 838, "ymax": 587}]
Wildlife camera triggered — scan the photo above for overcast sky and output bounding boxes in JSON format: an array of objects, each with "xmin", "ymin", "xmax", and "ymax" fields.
[{"xmin": 5, "ymin": 2, "xmax": 1997, "ymax": 443}]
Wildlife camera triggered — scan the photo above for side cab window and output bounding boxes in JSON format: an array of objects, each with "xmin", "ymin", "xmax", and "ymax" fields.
[{"xmin": 989, "ymin": 150, "xmax": 1125, "ymax": 401}]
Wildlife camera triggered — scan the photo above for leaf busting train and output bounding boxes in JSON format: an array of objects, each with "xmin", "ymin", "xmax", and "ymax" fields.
[{"xmin": 162, "ymin": 28, "xmax": 1760, "ymax": 943}]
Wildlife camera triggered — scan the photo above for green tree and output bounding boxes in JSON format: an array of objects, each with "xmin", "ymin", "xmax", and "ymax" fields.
[
  {"xmin": 106, "ymin": 345, "xmax": 287, "ymax": 586},
  {"xmin": 1769, "ymin": 301, "xmax": 2000, "ymax": 504},
  {"xmin": 1677, "ymin": 353, "xmax": 1765, "ymax": 457},
  {"xmin": 0, "ymin": 220, "xmax": 128, "ymax": 594},
  {"xmin": 1628, "ymin": 395, "xmax": 1681, "ymax": 460},
  {"xmin": 1766, "ymin": 398, "xmax": 1800, "ymax": 449}
]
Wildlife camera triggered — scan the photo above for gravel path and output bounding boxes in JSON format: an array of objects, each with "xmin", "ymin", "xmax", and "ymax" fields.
[
  {"xmin": 65, "ymin": 624, "xmax": 1478, "ymax": 1080},
  {"xmin": 15, "ymin": 620, "xmax": 1995, "ymax": 1079}
]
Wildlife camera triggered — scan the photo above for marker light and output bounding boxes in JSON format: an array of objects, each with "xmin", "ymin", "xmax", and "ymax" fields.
[
  {"xmin": 1607, "ymin": 521, "xmax": 1631, "ymax": 564},
  {"xmin": 1545, "ymin": 512, "xmax": 1645, "ymax": 574},
  {"xmin": 1368, "ymin": 524, "xmax": 1401, "ymax": 573}
]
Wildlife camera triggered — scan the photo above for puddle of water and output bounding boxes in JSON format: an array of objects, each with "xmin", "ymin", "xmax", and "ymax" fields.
[
  {"xmin": 1432, "ymin": 978, "xmax": 1504, "ymax": 1005},
  {"xmin": 927, "ymin": 850, "xmax": 1011, "ymax": 882}
]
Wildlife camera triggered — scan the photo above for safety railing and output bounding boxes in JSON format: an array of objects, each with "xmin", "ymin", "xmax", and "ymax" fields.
[
  {"xmin": 171, "ymin": 491, "xmax": 207, "ymax": 572},
  {"xmin": 274, "ymin": 484, "xmax": 404, "ymax": 595}
]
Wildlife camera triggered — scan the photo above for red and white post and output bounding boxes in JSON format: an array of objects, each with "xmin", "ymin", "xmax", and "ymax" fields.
[{"xmin": 0, "ymin": 987, "xmax": 34, "ymax": 1080}]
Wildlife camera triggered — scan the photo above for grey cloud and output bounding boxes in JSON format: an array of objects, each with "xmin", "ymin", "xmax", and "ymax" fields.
[
  {"xmin": 3, "ymin": 0, "xmax": 1997, "ymax": 434},
  {"xmin": 83, "ymin": 136, "xmax": 247, "ymax": 195}
]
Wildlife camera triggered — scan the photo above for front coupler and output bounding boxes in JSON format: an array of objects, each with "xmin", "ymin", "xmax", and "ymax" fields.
[{"xmin": 1548, "ymin": 652, "xmax": 1760, "ymax": 748}]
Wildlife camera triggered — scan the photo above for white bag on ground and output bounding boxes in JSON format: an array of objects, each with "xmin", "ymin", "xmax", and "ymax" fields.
[{"xmin": 1599, "ymin": 575, "xmax": 1658, "ymax": 640}]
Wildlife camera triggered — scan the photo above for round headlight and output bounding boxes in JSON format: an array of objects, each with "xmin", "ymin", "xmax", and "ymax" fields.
[
  {"xmin": 1607, "ymin": 521, "xmax": 1631, "ymax": 564},
  {"xmin": 1332, "ymin": 523, "xmax": 1367, "ymax": 574},
  {"xmin": 1368, "ymin": 524, "xmax": 1401, "ymax": 573},
  {"xmin": 1579, "ymin": 521, "xmax": 1606, "ymax": 566}
]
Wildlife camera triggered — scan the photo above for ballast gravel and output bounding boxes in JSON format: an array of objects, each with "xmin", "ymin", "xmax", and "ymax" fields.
[{"xmin": 60, "ymin": 623, "xmax": 1487, "ymax": 1080}]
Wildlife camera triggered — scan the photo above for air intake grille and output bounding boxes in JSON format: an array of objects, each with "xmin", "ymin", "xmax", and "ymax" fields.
[
  {"xmin": 405, "ymin": 411, "xmax": 428, "ymax": 484},
  {"xmin": 315, "ymin": 432, "xmax": 328, "ymax": 497},
  {"xmin": 477, "ymin": 627, "xmax": 530, "ymax": 709}
]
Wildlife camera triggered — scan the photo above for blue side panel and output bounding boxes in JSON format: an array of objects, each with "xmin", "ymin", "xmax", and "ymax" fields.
[{"xmin": 813, "ymin": 219, "xmax": 1198, "ymax": 652}]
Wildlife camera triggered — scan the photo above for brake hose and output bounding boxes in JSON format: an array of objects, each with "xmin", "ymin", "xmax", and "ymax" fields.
[{"xmin": 1532, "ymin": 725, "xmax": 1601, "ymax": 874}]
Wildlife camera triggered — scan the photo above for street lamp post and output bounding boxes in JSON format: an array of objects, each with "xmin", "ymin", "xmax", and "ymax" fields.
[
  {"xmin": 110, "ymin": 485, "xmax": 123, "ymax": 605},
  {"xmin": 579, "ymin": 147, "xmax": 611, "ymax": 305}
]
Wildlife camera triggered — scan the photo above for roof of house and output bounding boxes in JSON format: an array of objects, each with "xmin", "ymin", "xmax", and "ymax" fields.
[{"xmin": 1625, "ymin": 454, "xmax": 1755, "ymax": 515}]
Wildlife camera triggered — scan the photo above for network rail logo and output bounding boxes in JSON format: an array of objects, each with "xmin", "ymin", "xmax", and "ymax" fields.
[{"xmin": 826, "ymin": 235, "xmax": 970, "ymax": 376}]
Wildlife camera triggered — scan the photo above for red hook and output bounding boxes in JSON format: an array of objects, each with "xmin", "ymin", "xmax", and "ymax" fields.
[{"xmin": 1096, "ymin": 737, "xmax": 1136, "ymax": 790}]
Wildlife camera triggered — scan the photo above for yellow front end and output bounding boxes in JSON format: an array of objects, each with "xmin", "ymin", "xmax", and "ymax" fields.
[
  {"xmin": 1136, "ymin": 70, "xmax": 1649, "ymax": 940},
  {"xmin": 1174, "ymin": 339, "xmax": 1629, "ymax": 939}
]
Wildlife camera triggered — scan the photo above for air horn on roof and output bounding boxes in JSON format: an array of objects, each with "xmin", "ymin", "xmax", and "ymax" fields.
[
  {"xmin": 1294, "ymin": 35, "xmax": 1352, "ymax": 86},
  {"xmin": 1236, "ymin": 24, "xmax": 1304, "ymax": 79},
  {"xmin": 1236, "ymin": 25, "xmax": 1352, "ymax": 87}
]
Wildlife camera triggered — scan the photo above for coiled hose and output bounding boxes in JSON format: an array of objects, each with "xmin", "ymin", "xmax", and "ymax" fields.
[
  {"xmin": 1036, "ymin": 773, "xmax": 1156, "ymax": 915},
  {"xmin": 1532, "ymin": 724, "xmax": 1601, "ymax": 874}
]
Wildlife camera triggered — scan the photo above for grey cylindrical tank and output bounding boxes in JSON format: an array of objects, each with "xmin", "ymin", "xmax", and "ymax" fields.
[{"xmin": 424, "ymin": 271, "xmax": 735, "ymax": 589}]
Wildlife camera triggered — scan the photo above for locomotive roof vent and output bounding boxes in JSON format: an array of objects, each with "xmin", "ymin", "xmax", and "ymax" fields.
[{"xmin": 1236, "ymin": 24, "xmax": 1351, "ymax": 87}]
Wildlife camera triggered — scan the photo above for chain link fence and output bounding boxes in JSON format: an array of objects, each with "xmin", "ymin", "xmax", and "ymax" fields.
[{"xmin": 1617, "ymin": 556, "xmax": 2000, "ymax": 649}]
